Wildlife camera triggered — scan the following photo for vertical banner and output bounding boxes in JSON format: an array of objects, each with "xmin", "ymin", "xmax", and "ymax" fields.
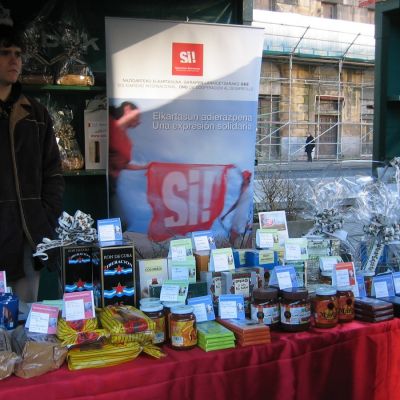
[{"xmin": 106, "ymin": 18, "xmax": 264, "ymax": 251}]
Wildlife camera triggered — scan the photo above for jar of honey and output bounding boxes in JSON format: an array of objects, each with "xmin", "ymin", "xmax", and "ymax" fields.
[
  {"xmin": 162, "ymin": 301, "xmax": 181, "ymax": 342},
  {"xmin": 169, "ymin": 305, "xmax": 197, "ymax": 350},
  {"xmin": 140, "ymin": 303, "xmax": 166, "ymax": 345},
  {"xmin": 280, "ymin": 287, "xmax": 311, "ymax": 332},
  {"xmin": 313, "ymin": 287, "xmax": 338, "ymax": 328},
  {"xmin": 336, "ymin": 286, "xmax": 355, "ymax": 322}
]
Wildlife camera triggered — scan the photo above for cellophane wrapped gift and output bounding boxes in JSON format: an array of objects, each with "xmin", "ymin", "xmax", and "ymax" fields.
[
  {"xmin": 51, "ymin": 106, "xmax": 84, "ymax": 170},
  {"xmin": 19, "ymin": 3, "xmax": 54, "ymax": 84},
  {"xmin": 353, "ymin": 178, "xmax": 400, "ymax": 274},
  {"xmin": 54, "ymin": 19, "xmax": 94, "ymax": 86},
  {"xmin": 300, "ymin": 177, "xmax": 355, "ymax": 288}
]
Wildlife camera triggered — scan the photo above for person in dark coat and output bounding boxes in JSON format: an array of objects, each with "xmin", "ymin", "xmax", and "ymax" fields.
[
  {"xmin": 305, "ymin": 134, "xmax": 315, "ymax": 162},
  {"xmin": 0, "ymin": 25, "xmax": 64, "ymax": 302}
]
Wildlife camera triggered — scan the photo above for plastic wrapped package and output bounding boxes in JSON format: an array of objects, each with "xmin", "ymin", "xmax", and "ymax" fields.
[
  {"xmin": 56, "ymin": 317, "xmax": 109, "ymax": 348},
  {"xmin": 52, "ymin": 107, "xmax": 84, "ymax": 170},
  {"xmin": 11, "ymin": 326, "xmax": 67, "ymax": 379},
  {"xmin": 0, "ymin": 328, "xmax": 19, "ymax": 380},
  {"xmin": 55, "ymin": 14, "xmax": 95, "ymax": 86},
  {"xmin": 19, "ymin": 3, "xmax": 54, "ymax": 84},
  {"xmin": 353, "ymin": 178, "xmax": 400, "ymax": 273}
]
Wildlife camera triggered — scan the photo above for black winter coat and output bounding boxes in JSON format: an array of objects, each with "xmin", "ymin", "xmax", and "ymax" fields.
[{"xmin": 0, "ymin": 83, "xmax": 64, "ymax": 281}]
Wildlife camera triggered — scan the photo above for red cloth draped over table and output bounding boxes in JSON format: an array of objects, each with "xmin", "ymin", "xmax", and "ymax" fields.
[{"xmin": 2, "ymin": 319, "xmax": 400, "ymax": 400}]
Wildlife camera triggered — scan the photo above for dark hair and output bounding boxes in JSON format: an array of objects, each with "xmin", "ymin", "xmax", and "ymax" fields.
[
  {"xmin": 0, "ymin": 24, "xmax": 25, "ymax": 50},
  {"xmin": 109, "ymin": 101, "xmax": 137, "ymax": 119}
]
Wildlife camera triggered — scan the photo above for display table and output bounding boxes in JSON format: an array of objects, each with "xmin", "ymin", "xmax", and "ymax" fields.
[{"xmin": 2, "ymin": 318, "xmax": 400, "ymax": 400}]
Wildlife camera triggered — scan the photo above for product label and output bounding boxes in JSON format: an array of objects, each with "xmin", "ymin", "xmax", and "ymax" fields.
[
  {"xmin": 233, "ymin": 277, "xmax": 250, "ymax": 297},
  {"xmin": 170, "ymin": 319, "xmax": 197, "ymax": 347},
  {"xmin": 280, "ymin": 303, "xmax": 311, "ymax": 325},
  {"xmin": 251, "ymin": 304, "xmax": 279, "ymax": 325},
  {"xmin": 337, "ymin": 295, "xmax": 354, "ymax": 321},
  {"xmin": 152, "ymin": 316, "xmax": 166, "ymax": 344},
  {"xmin": 314, "ymin": 298, "xmax": 337, "ymax": 325}
]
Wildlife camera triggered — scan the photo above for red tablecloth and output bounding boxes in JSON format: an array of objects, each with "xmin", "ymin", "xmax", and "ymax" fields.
[{"xmin": 2, "ymin": 319, "xmax": 400, "ymax": 400}]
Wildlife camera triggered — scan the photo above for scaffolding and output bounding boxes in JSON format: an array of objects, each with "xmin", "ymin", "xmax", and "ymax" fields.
[{"xmin": 253, "ymin": 10, "xmax": 375, "ymax": 163}]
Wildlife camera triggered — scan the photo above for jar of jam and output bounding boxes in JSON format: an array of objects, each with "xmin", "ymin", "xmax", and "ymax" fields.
[
  {"xmin": 313, "ymin": 287, "xmax": 338, "ymax": 328},
  {"xmin": 336, "ymin": 286, "xmax": 355, "ymax": 322},
  {"xmin": 280, "ymin": 287, "xmax": 311, "ymax": 332},
  {"xmin": 250, "ymin": 287, "xmax": 280, "ymax": 329},
  {"xmin": 362, "ymin": 271, "xmax": 375, "ymax": 296},
  {"xmin": 140, "ymin": 303, "xmax": 166, "ymax": 345},
  {"xmin": 320, "ymin": 271, "xmax": 332, "ymax": 285},
  {"xmin": 169, "ymin": 305, "xmax": 197, "ymax": 350},
  {"xmin": 162, "ymin": 301, "xmax": 181, "ymax": 342}
]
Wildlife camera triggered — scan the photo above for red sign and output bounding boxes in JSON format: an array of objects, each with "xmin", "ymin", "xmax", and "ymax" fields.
[
  {"xmin": 147, "ymin": 162, "xmax": 232, "ymax": 241},
  {"xmin": 172, "ymin": 42, "xmax": 203, "ymax": 76}
]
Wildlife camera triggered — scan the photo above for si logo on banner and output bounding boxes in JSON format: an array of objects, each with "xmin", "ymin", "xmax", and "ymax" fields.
[{"xmin": 147, "ymin": 162, "xmax": 232, "ymax": 241}]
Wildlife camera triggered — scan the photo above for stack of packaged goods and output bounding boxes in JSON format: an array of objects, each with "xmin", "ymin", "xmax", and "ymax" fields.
[
  {"xmin": 196, "ymin": 321, "xmax": 235, "ymax": 352},
  {"xmin": 354, "ymin": 298, "xmax": 394, "ymax": 322},
  {"xmin": 216, "ymin": 318, "xmax": 271, "ymax": 347}
]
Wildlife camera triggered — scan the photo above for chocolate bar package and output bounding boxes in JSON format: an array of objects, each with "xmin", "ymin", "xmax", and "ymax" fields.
[
  {"xmin": 379, "ymin": 296, "xmax": 400, "ymax": 317},
  {"xmin": 354, "ymin": 297, "xmax": 394, "ymax": 314},
  {"xmin": 92, "ymin": 241, "xmax": 136, "ymax": 307},
  {"xmin": 355, "ymin": 312, "xmax": 394, "ymax": 323}
]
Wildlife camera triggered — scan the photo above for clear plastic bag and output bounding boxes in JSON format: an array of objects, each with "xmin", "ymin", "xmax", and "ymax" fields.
[{"xmin": 52, "ymin": 107, "xmax": 84, "ymax": 170}]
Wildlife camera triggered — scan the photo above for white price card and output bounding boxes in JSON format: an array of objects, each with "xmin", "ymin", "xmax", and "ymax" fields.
[
  {"xmin": 213, "ymin": 253, "xmax": 229, "ymax": 272},
  {"xmin": 29, "ymin": 311, "xmax": 50, "ymax": 334},
  {"xmin": 277, "ymin": 271, "xmax": 293, "ymax": 290},
  {"xmin": 171, "ymin": 266, "xmax": 189, "ymax": 281},
  {"xmin": 65, "ymin": 299, "xmax": 85, "ymax": 321},
  {"xmin": 219, "ymin": 301, "xmax": 238, "ymax": 319},
  {"xmin": 171, "ymin": 246, "xmax": 186, "ymax": 262},
  {"xmin": 335, "ymin": 269, "xmax": 350, "ymax": 287},
  {"xmin": 160, "ymin": 284, "xmax": 180, "ymax": 302},
  {"xmin": 193, "ymin": 236, "xmax": 210, "ymax": 252},
  {"xmin": 374, "ymin": 281, "xmax": 389, "ymax": 298},
  {"xmin": 259, "ymin": 232, "xmax": 274, "ymax": 249},
  {"xmin": 192, "ymin": 303, "xmax": 208, "ymax": 322}
]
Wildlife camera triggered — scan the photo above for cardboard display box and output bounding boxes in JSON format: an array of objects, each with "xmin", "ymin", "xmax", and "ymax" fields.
[
  {"xmin": 137, "ymin": 258, "xmax": 169, "ymax": 300},
  {"xmin": 62, "ymin": 244, "xmax": 95, "ymax": 293},
  {"xmin": 92, "ymin": 241, "xmax": 136, "ymax": 307}
]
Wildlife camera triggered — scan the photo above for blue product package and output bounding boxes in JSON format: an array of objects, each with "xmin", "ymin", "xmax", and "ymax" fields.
[
  {"xmin": 245, "ymin": 249, "xmax": 278, "ymax": 269},
  {"xmin": 0, "ymin": 294, "xmax": 19, "ymax": 330}
]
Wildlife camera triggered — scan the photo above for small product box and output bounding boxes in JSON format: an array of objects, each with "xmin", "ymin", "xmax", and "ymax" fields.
[
  {"xmin": 245, "ymin": 249, "xmax": 278, "ymax": 269},
  {"xmin": 235, "ymin": 266, "xmax": 265, "ymax": 289},
  {"xmin": 233, "ymin": 249, "xmax": 249, "ymax": 268},
  {"xmin": 62, "ymin": 244, "xmax": 95, "ymax": 293},
  {"xmin": 137, "ymin": 258, "xmax": 168, "ymax": 300},
  {"xmin": 92, "ymin": 240, "xmax": 136, "ymax": 307},
  {"xmin": 84, "ymin": 98, "xmax": 107, "ymax": 170}
]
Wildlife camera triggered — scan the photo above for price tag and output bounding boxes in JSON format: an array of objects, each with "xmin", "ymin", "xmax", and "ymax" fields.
[
  {"xmin": 219, "ymin": 301, "xmax": 237, "ymax": 319},
  {"xmin": 29, "ymin": 311, "xmax": 50, "ymax": 334},
  {"xmin": 171, "ymin": 266, "xmax": 189, "ymax": 281},
  {"xmin": 285, "ymin": 243, "xmax": 301, "ymax": 260},
  {"xmin": 259, "ymin": 232, "xmax": 274, "ymax": 249},
  {"xmin": 374, "ymin": 281, "xmax": 389, "ymax": 298},
  {"xmin": 277, "ymin": 270, "xmax": 293, "ymax": 289},
  {"xmin": 65, "ymin": 299, "xmax": 85, "ymax": 321},
  {"xmin": 171, "ymin": 246, "xmax": 186, "ymax": 262},
  {"xmin": 160, "ymin": 284, "xmax": 180, "ymax": 302},
  {"xmin": 192, "ymin": 303, "xmax": 208, "ymax": 322},
  {"xmin": 193, "ymin": 236, "xmax": 210, "ymax": 252},
  {"xmin": 335, "ymin": 269, "xmax": 350, "ymax": 287},
  {"xmin": 213, "ymin": 253, "xmax": 229, "ymax": 272}
]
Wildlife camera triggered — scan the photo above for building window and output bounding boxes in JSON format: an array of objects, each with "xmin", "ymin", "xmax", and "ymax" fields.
[
  {"xmin": 322, "ymin": 2, "xmax": 337, "ymax": 18},
  {"xmin": 315, "ymin": 97, "xmax": 342, "ymax": 158},
  {"xmin": 257, "ymin": 95, "xmax": 281, "ymax": 161}
]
